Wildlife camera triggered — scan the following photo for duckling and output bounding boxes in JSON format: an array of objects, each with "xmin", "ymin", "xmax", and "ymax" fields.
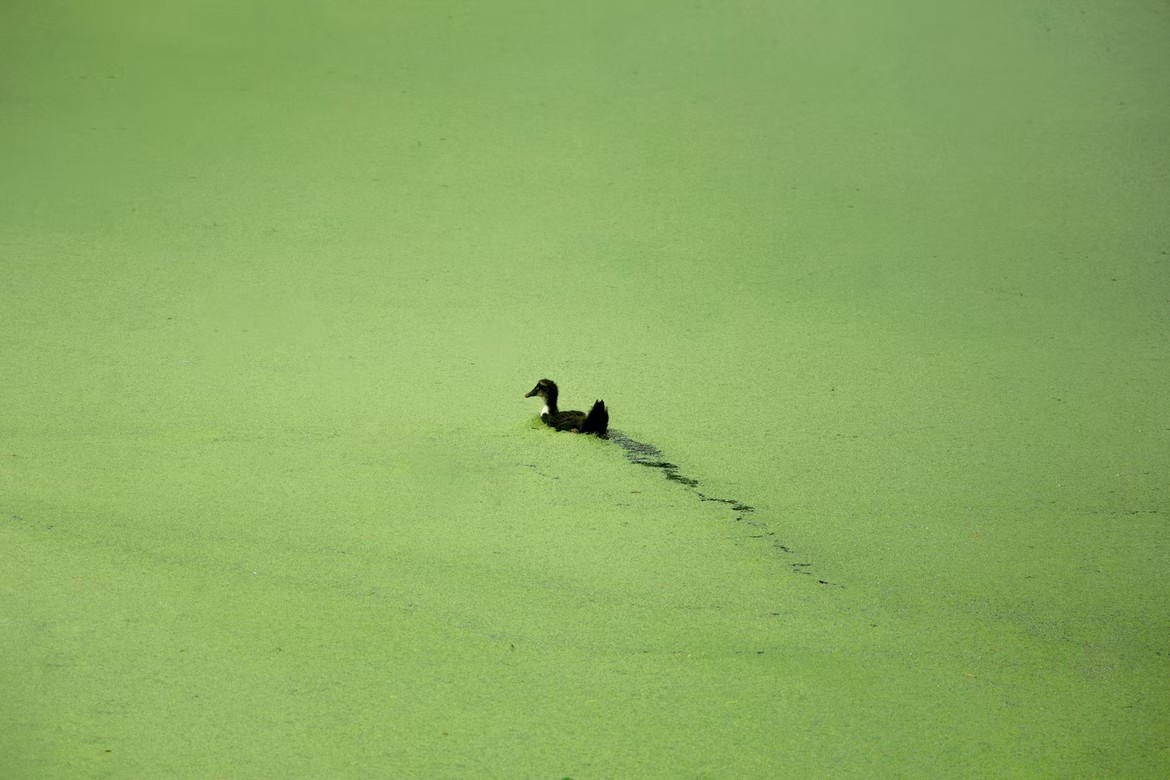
[{"xmin": 525, "ymin": 378, "xmax": 608, "ymax": 435}]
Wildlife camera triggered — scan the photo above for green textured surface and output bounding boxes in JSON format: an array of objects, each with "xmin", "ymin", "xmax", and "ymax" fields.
[{"xmin": 3, "ymin": 1, "xmax": 1169, "ymax": 777}]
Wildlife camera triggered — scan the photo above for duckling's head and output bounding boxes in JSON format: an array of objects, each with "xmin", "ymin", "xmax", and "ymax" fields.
[
  {"xmin": 525, "ymin": 378, "xmax": 558, "ymax": 416},
  {"xmin": 524, "ymin": 378, "xmax": 557, "ymax": 401}
]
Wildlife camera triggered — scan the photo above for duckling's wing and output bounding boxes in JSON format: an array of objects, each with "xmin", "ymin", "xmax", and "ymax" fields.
[{"xmin": 546, "ymin": 410, "xmax": 588, "ymax": 432}]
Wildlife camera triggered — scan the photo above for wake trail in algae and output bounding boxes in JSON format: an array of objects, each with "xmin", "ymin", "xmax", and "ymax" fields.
[{"xmin": 605, "ymin": 430, "xmax": 840, "ymax": 587}]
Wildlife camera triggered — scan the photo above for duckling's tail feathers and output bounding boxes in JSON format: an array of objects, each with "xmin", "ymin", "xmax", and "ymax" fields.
[{"xmin": 582, "ymin": 400, "xmax": 609, "ymax": 436}]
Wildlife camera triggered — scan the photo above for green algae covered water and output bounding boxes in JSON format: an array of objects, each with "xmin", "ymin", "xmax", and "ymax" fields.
[{"xmin": 3, "ymin": 1, "xmax": 1168, "ymax": 776}]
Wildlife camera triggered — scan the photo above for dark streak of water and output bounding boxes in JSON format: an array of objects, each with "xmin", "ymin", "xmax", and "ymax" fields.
[{"xmin": 605, "ymin": 430, "xmax": 840, "ymax": 587}]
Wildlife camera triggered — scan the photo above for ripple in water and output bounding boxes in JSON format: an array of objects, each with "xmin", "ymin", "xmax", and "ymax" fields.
[{"xmin": 605, "ymin": 429, "xmax": 839, "ymax": 587}]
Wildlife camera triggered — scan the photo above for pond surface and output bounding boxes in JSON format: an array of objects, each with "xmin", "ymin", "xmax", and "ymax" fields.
[{"xmin": 2, "ymin": 1, "xmax": 1168, "ymax": 777}]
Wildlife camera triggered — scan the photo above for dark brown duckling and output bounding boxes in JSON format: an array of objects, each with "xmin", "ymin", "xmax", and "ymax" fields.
[{"xmin": 525, "ymin": 378, "xmax": 608, "ymax": 436}]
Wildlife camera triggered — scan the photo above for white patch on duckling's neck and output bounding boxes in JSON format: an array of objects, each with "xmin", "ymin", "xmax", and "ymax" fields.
[{"xmin": 540, "ymin": 404, "xmax": 550, "ymax": 417}]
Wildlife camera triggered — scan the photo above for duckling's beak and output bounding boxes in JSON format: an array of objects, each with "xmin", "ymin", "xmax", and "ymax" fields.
[{"xmin": 524, "ymin": 385, "xmax": 540, "ymax": 398}]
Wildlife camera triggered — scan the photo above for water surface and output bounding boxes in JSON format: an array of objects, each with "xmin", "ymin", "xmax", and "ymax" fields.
[{"xmin": 2, "ymin": 1, "xmax": 1168, "ymax": 777}]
